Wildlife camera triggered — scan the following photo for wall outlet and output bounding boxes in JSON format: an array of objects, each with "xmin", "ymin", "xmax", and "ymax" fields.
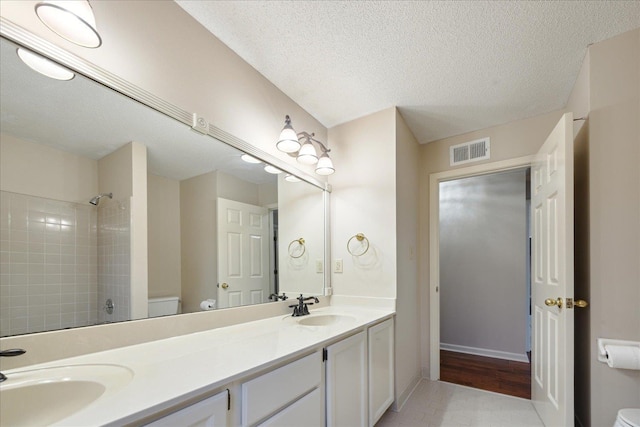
[
  {"xmin": 334, "ymin": 259, "xmax": 343, "ymax": 273},
  {"xmin": 316, "ymin": 259, "xmax": 323, "ymax": 273}
]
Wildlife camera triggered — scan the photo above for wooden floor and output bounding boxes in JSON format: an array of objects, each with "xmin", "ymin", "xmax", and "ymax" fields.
[{"xmin": 440, "ymin": 350, "xmax": 531, "ymax": 399}]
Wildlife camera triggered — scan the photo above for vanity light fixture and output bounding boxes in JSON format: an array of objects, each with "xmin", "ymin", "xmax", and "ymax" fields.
[
  {"xmin": 276, "ymin": 115, "xmax": 335, "ymax": 175},
  {"xmin": 284, "ymin": 174, "xmax": 302, "ymax": 183},
  {"xmin": 276, "ymin": 115, "xmax": 301, "ymax": 153},
  {"xmin": 240, "ymin": 154, "xmax": 262, "ymax": 164},
  {"xmin": 16, "ymin": 48, "xmax": 75, "ymax": 81},
  {"xmin": 264, "ymin": 165, "xmax": 282, "ymax": 174},
  {"xmin": 35, "ymin": 0, "xmax": 102, "ymax": 48}
]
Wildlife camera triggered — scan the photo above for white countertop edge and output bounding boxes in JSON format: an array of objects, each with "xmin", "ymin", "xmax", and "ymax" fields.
[{"xmin": 4, "ymin": 305, "xmax": 395, "ymax": 426}]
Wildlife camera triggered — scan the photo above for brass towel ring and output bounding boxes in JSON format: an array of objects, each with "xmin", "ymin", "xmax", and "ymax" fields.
[
  {"xmin": 347, "ymin": 233, "xmax": 370, "ymax": 256},
  {"xmin": 288, "ymin": 238, "xmax": 306, "ymax": 258}
]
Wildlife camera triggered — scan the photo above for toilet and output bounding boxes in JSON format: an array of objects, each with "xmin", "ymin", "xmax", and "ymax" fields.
[
  {"xmin": 148, "ymin": 296, "xmax": 180, "ymax": 318},
  {"xmin": 615, "ymin": 409, "xmax": 640, "ymax": 427}
]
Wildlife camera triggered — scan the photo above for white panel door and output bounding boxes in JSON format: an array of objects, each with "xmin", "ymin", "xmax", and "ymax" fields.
[
  {"xmin": 217, "ymin": 198, "xmax": 269, "ymax": 309},
  {"xmin": 531, "ymin": 113, "xmax": 574, "ymax": 426}
]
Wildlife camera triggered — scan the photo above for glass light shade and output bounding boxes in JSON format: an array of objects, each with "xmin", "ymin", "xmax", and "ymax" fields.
[
  {"xmin": 264, "ymin": 165, "xmax": 282, "ymax": 174},
  {"xmin": 240, "ymin": 154, "xmax": 261, "ymax": 164},
  {"xmin": 284, "ymin": 174, "xmax": 301, "ymax": 183},
  {"xmin": 17, "ymin": 48, "xmax": 75, "ymax": 81},
  {"xmin": 296, "ymin": 141, "xmax": 318, "ymax": 165},
  {"xmin": 35, "ymin": 1, "xmax": 102, "ymax": 48},
  {"xmin": 315, "ymin": 153, "xmax": 335, "ymax": 175},
  {"xmin": 276, "ymin": 127, "xmax": 301, "ymax": 153}
]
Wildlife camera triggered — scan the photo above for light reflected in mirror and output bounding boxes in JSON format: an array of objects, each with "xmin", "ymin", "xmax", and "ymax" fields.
[{"xmin": 0, "ymin": 36, "xmax": 326, "ymax": 337}]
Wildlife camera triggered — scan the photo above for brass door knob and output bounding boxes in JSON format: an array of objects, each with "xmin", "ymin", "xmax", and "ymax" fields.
[
  {"xmin": 574, "ymin": 299, "xmax": 588, "ymax": 308},
  {"xmin": 219, "ymin": 283, "xmax": 229, "ymax": 290},
  {"xmin": 545, "ymin": 297, "xmax": 563, "ymax": 308}
]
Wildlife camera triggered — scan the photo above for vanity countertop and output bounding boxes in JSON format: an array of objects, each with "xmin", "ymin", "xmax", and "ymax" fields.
[{"xmin": 3, "ymin": 305, "xmax": 394, "ymax": 426}]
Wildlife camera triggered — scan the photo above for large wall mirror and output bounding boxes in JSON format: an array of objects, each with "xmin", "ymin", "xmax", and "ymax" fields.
[{"xmin": 0, "ymin": 33, "xmax": 328, "ymax": 338}]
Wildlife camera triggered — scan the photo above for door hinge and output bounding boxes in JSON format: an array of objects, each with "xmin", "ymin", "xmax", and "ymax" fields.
[
  {"xmin": 226, "ymin": 388, "xmax": 231, "ymax": 411},
  {"xmin": 322, "ymin": 348, "xmax": 328, "ymax": 362}
]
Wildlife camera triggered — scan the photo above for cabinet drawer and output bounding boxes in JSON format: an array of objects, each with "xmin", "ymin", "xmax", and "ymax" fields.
[
  {"xmin": 258, "ymin": 388, "xmax": 322, "ymax": 427},
  {"xmin": 242, "ymin": 351, "xmax": 321, "ymax": 426},
  {"xmin": 146, "ymin": 389, "xmax": 229, "ymax": 427}
]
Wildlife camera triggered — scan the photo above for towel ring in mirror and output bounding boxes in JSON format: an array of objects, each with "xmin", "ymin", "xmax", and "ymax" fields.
[
  {"xmin": 288, "ymin": 238, "xmax": 306, "ymax": 258},
  {"xmin": 347, "ymin": 233, "xmax": 370, "ymax": 257}
]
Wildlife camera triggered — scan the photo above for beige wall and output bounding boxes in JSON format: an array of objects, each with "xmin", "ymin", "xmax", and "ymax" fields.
[
  {"xmin": 0, "ymin": 133, "xmax": 98, "ymax": 203},
  {"xmin": 277, "ymin": 173, "xmax": 325, "ymax": 297},
  {"xmin": 418, "ymin": 109, "xmax": 564, "ymax": 376},
  {"xmin": 216, "ymin": 172, "xmax": 261, "ymax": 205},
  {"xmin": 328, "ymin": 107, "xmax": 397, "ymax": 299},
  {"xmin": 587, "ymin": 29, "xmax": 640, "ymax": 427},
  {"xmin": 439, "ymin": 170, "xmax": 528, "ymax": 358},
  {"xmin": 147, "ymin": 174, "xmax": 182, "ymax": 300},
  {"xmin": 180, "ymin": 171, "xmax": 218, "ymax": 314},
  {"xmin": 99, "ymin": 142, "xmax": 148, "ymax": 319},
  {"xmin": 98, "ymin": 142, "xmax": 134, "ymax": 198},
  {"xmin": 394, "ymin": 110, "xmax": 421, "ymax": 407}
]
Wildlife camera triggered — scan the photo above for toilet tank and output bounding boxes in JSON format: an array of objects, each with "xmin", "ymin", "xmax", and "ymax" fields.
[{"xmin": 148, "ymin": 296, "xmax": 179, "ymax": 317}]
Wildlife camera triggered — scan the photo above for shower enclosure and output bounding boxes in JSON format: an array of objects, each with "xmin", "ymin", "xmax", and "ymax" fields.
[{"xmin": 0, "ymin": 190, "xmax": 131, "ymax": 336}]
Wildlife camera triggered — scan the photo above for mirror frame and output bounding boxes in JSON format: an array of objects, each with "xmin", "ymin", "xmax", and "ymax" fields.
[{"xmin": 0, "ymin": 17, "xmax": 333, "ymax": 299}]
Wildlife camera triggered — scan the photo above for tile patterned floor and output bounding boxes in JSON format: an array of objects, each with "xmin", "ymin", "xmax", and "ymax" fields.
[{"xmin": 376, "ymin": 380, "xmax": 544, "ymax": 427}]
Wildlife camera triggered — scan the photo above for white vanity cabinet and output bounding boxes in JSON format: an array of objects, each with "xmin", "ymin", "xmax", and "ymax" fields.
[
  {"xmin": 368, "ymin": 317, "xmax": 394, "ymax": 426},
  {"xmin": 241, "ymin": 350, "xmax": 323, "ymax": 426},
  {"xmin": 326, "ymin": 330, "xmax": 369, "ymax": 427},
  {"xmin": 325, "ymin": 318, "xmax": 395, "ymax": 427},
  {"xmin": 146, "ymin": 389, "xmax": 229, "ymax": 427}
]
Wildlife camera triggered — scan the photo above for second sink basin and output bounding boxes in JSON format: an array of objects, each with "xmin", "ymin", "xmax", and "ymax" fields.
[
  {"xmin": 296, "ymin": 314, "xmax": 355, "ymax": 326},
  {"xmin": 0, "ymin": 364, "xmax": 133, "ymax": 426}
]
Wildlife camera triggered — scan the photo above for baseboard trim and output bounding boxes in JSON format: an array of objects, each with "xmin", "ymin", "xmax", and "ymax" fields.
[
  {"xmin": 440, "ymin": 343, "xmax": 529, "ymax": 363},
  {"xmin": 421, "ymin": 366, "xmax": 430, "ymax": 379},
  {"xmin": 392, "ymin": 373, "xmax": 421, "ymax": 412}
]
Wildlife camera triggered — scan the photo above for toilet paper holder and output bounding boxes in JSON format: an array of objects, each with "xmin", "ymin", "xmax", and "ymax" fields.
[{"xmin": 597, "ymin": 338, "xmax": 640, "ymax": 363}]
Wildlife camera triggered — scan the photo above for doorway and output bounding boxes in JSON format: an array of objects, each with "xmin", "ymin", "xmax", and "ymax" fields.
[
  {"xmin": 428, "ymin": 156, "xmax": 534, "ymax": 383},
  {"xmin": 437, "ymin": 168, "xmax": 531, "ymax": 398}
]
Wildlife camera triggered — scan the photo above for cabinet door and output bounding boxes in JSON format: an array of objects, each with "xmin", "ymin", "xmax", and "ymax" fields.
[
  {"xmin": 326, "ymin": 330, "xmax": 368, "ymax": 427},
  {"xmin": 368, "ymin": 318, "xmax": 394, "ymax": 426},
  {"xmin": 146, "ymin": 389, "xmax": 229, "ymax": 427},
  {"xmin": 258, "ymin": 388, "xmax": 322, "ymax": 427}
]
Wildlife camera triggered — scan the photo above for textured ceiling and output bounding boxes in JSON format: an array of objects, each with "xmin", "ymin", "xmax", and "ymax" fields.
[{"xmin": 176, "ymin": 1, "xmax": 640, "ymax": 143}]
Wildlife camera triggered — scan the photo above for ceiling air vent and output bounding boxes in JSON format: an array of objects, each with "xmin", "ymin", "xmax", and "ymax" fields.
[{"xmin": 449, "ymin": 137, "xmax": 490, "ymax": 166}]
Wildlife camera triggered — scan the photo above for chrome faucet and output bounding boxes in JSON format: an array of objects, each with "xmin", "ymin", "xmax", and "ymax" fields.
[
  {"xmin": 0, "ymin": 348, "xmax": 26, "ymax": 382},
  {"xmin": 269, "ymin": 292, "xmax": 288, "ymax": 301},
  {"xmin": 289, "ymin": 294, "xmax": 319, "ymax": 317}
]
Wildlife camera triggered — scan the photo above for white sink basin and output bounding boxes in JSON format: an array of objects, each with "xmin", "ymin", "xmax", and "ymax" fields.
[
  {"xmin": 296, "ymin": 314, "xmax": 355, "ymax": 326},
  {"xmin": 0, "ymin": 364, "xmax": 133, "ymax": 426}
]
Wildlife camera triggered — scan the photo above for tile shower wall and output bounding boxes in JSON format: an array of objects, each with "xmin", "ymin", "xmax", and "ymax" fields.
[
  {"xmin": 97, "ymin": 198, "xmax": 131, "ymax": 324},
  {"xmin": 0, "ymin": 191, "xmax": 98, "ymax": 336}
]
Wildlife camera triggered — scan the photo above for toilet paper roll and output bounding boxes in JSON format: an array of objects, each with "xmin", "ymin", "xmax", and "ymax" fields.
[
  {"xmin": 200, "ymin": 300, "xmax": 216, "ymax": 311},
  {"xmin": 605, "ymin": 345, "xmax": 640, "ymax": 370}
]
